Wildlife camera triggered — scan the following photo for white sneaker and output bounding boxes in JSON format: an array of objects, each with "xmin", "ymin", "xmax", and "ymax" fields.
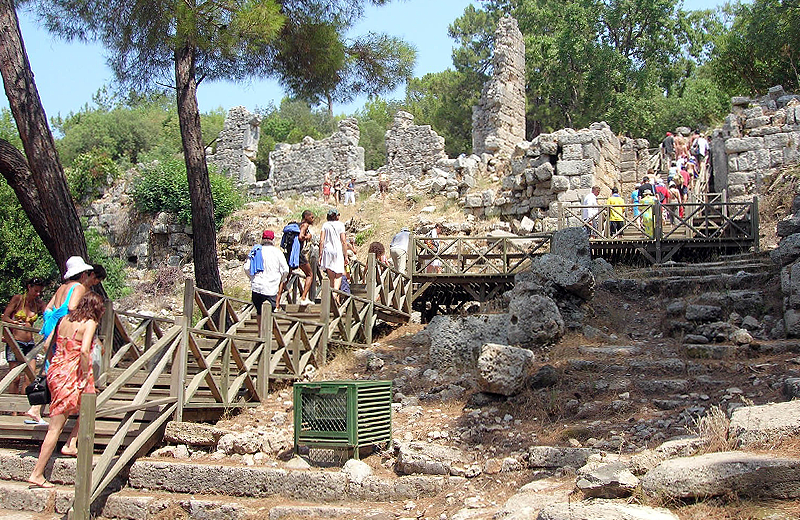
[{"xmin": 299, "ymin": 298, "xmax": 314, "ymax": 306}]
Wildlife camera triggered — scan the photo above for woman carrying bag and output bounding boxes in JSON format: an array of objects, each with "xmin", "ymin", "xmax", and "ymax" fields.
[{"xmin": 27, "ymin": 291, "xmax": 105, "ymax": 489}]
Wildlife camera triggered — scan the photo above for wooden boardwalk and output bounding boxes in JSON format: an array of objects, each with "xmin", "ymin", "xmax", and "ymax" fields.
[{"xmin": 0, "ymin": 194, "xmax": 757, "ymax": 511}]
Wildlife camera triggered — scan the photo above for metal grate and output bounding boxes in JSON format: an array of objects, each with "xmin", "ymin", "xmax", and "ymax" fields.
[{"xmin": 300, "ymin": 389, "xmax": 347, "ymax": 432}]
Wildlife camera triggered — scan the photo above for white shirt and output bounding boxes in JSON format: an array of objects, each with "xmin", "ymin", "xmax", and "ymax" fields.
[
  {"xmin": 243, "ymin": 244, "xmax": 289, "ymax": 296},
  {"xmin": 582, "ymin": 192, "xmax": 598, "ymax": 220},
  {"xmin": 390, "ymin": 230, "xmax": 410, "ymax": 250},
  {"xmin": 696, "ymin": 136, "xmax": 709, "ymax": 156}
]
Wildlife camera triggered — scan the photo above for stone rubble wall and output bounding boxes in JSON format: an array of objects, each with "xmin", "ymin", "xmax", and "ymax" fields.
[
  {"xmin": 206, "ymin": 106, "xmax": 261, "ymax": 184},
  {"xmin": 268, "ymin": 118, "xmax": 365, "ymax": 196},
  {"xmin": 713, "ymin": 86, "xmax": 800, "ymax": 200},
  {"xmin": 619, "ymin": 137, "xmax": 651, "ymax": 196},
  {"xmin": 376, "ymin": 111, "xmax": 447, "ymax": 185},
  {"xmin": 472, "ymin": 16, "xmax": 526, "ymax": 158},
  {"xmin": 463, "ymin": 122, "xmax": 621, "ymax": 231},
  {"xmin": 82, "ymin": 172, "xmax": 192, "ymax": 269}
]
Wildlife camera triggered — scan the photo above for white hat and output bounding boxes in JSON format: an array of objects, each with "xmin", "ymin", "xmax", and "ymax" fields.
[{"xmin": 63, "ymin": 256, "xmax": 93, "ymax": 280}]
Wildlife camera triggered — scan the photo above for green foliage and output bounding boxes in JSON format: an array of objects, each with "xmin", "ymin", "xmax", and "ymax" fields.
[
  {"xmin": 66, "ymin": 150, "xmax": 120, "ymax": 203},
  {"xmin": 710, "ymin": 0, "xmax": 800, "ymax": 95},
  {"xmin": 405, "ymin": 70, "xmax": 477, "ymax": 156},
  {"xmin": 0, "ymin": 108, "xmax": 22, "ymax": 149},
  {"xmin": 442, "ymin": 0, "xmax": 727, "ymax": 141},
  {"xmin": 84, "ymin": 227, "xmax": 131, "ymax": 300},
  {"xmin": 0, "ymin": 178, "xmax": 55, "ymax": 305},
  {"xmin": 53, "ymin": 87, "xmax": 226, "ymax": 167},
  {"xmin": 132, "ymin": 160, "xmax": 242, "ymax": 227},
  {"xmin": 354, "ymin": 227, "xmax": 373, "ymax": 246},
  {"xmin": 354, "ymin": 97, "xmax": 404, "ymax": 169}
]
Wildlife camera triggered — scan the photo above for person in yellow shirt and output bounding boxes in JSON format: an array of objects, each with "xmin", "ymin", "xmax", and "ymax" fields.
[{"xmin": 607, "ymin": 187, "xmax": 625, "ymax": 237}]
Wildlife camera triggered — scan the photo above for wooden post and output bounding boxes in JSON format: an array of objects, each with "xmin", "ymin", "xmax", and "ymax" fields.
[
  {"xmin": 72, "ymin": 392, "xmax": 96, "ymax": 520},
  {"xmin": 172, "ymin": 278, "xmax": 193, "ymax": 422},
  {"xmin": 320, "ymin": 279, "xmax": 330, "ymax": 365},
  {"xmin": 408, "ymin": 236, "xmax": 416, "ymax": 278},
  {"xmin": 558, "ymin": 202, "xmax": 564, "ymax": 230},
  {"xmin": 258, "ymin": 302, "xmax": 272, "ymax": 397},
  {"xmin": 99, "ymin": 300, "xmax": 114, "ymax": 386},
  {"xmin": 365, "ymin": 253, "xmax": 376, "ymax": 346},
  {"xmin": 752, "ymin": 196, "xmax": 760, "ymax": 252},
  {"xmin": 654, "ymin": 200, "xmax": 663, "ymax": 264}
]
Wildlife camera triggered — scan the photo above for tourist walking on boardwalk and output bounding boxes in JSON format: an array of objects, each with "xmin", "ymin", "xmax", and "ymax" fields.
[
  {"xmin": 27, "ymin": 292, "xmax": 105, "ymax": 489},
  {"xmin": 319, "ymin": 208, "xmax": 348, "ymax": 300},
  {"xmin": 379, "ymin": 171, "xmax": 389, "ymax": 199},
  {"xmin": 390, "ymin": 228, "xmax": 410, "ymax": 275},
  {"xmin": 640, "ymin": 189, "xmax": 657, "ymax": 238},
  {"xmin": 244, "ymin": 230, "xmax": 289, "ymax": 328},
  {"xmin": 582, "ymin": 186, "xmax": 601, "ymax": 237},
  {"xmin": 607, "ymin": 187, "xmax": 625, "ymax": 237},
  {"xmin": 24, "ymin": 256, "xmax": 94, "ymax": 425},
  {"xmin": 297, "ymin": 210, "xmax": 316, "ymax": 306},
  {"xmin": 2, "ymin": 277, "xmax": 46, "ymax": 397}
]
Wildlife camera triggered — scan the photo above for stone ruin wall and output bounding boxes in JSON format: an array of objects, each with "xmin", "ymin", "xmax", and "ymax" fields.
[
  {"xmin": 713, "ymin": 86, "xmax": 800, "ymax": 200},
  {"xmin": 472, "ymin": 16, "xmax": 526, "ymax": 159},
  {"xmin": 464, "ymin": 122, "xmax": 621, "ymax": 231},
  {"xmin": 618, "ymin": 138, "xmax": 651, "ymax": 197},
  {"xmin": 268, "ymin": 118, "xmax": 365, "ymax": 196},
  {"xmin": 206, "ymin": 106, "xmax": 261, "ymax": 185}
]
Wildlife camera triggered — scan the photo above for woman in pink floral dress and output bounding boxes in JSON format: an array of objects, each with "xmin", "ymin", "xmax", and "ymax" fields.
[{"xmin": 28, "ymin": 292, "xmax": 104, "ymax": 488}]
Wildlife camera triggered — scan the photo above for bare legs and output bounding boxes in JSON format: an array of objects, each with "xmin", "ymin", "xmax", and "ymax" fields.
[
  {"xmin": 326, "ymin": 269, "xmax": 342, "ymax": 304},
  {"xmin": 27, "ymin": 413, "xmax": 67, "ymax": 487},
  {"xmin": 299, "ymin": 263, "xmax": 313, "ymax": 302}
]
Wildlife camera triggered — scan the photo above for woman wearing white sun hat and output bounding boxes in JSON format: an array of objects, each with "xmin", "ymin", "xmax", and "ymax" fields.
[{"xmin": 23, "ymin": 256, "xmax": 93, "ymax": 425}]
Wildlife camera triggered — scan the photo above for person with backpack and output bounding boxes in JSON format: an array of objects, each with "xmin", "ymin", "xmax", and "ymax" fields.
[
  {"xmin": 244, "ymin": 230, "xmax": 288, "ymax": 328},
  {"xmin": 283, "ymin": 210, "xmax": 315, "ymax": 306}
]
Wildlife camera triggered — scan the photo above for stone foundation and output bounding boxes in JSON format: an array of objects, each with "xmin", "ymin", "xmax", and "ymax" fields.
[{"xmin": 206, "ymin": 106, "xmax": 260, "ymax": 184}]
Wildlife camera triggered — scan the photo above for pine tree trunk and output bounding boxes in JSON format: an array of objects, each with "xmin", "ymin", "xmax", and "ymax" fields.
[
  {"xmin": 175, "ymin": 43, "xmax": 223, "ymax": 294},
  {"xmin": 0, "ymin": 0, "xmax": 87, "ymax": 270}
]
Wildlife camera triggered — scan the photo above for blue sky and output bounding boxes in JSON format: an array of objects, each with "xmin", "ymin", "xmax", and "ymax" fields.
[{"xmin": 11, "ymin": 0, "xmax": 721, "ymax": 120}]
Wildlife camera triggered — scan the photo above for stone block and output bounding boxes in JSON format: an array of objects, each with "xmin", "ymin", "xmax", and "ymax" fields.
[
  {"xmin": 561, "ymin": 144, "xmax": 583, "ymax": 161},
  {"xmin": 745, "ymin": 115, "xmax": 771, "ymax": 129},
  {"xmin": 550, "ymin": 175, "xmax": 569, "ymax": 192},
  {"xmin": 557, "ymin": 159, "xmax": 594, "ymax": 176},
  {"xmin": 579, "ymin": 174, "xmax": 595, "ymax": 189},
  {"xmin": 477, "ymin": 343, "xmax": 535, "ymax": 396},
  {"xmin": 727, "ymin": 172, "xmax": 754, "ymax": 186},
  {"xmin": 725, "ymin": 137, "xmax": 764, "ymax": 153},
  {"xmin": 528, "ymin": 446, "xmax": 596, "ymax": 469}
]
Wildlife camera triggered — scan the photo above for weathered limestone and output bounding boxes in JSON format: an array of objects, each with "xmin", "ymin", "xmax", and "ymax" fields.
[
  {"xmin": 427, "ymin": 314, "xmax": 508, "ymax": 370},
  {"xmin": 395, "ymin": 441, "xmax": 468, "ymax": 476},
  {"xmin": 537, "ymin": 502, "xmax": 679, "ymax": 520},
  {"xmin": 528, "ymin": 446, "xmax": 596, "ymax": 469},
  {"xmin": 206, "ymin": 106, "xmax": 261, "ymax": 184},
  {"xmin": 575, "ymin": 461, "xmax": 639, "ymax": 498},
  {"xmin": 729, "ymin": 400, "xmax": 800, "ymax": 446},
  {"xmin": 477, "ymin": 343, "xmax": 535, "ymax": 396},
  {"xmin": 472, "ymin": 16, "xmax": 526, "ymax": 158},
  {"xmin": 269, "ymin": 118, "xmax": 365, "ymax": 196},
  {"xmin": 377, "ymin": 111, "xmax": 447, "ymax": 185},
  {"xmin": 713, "ymin": 86, "xmax": 800, "ymax": 200},
  {"xmin": 642, "ymin": 451, "xmax": 800, "ymax": 500},
  {"xmin": 466, "ymin": 123, "xmax": 621, "ymax": 226},
  {"xmin": 619, "ymin": 137, "xmax": 650, "ymax": 195}
]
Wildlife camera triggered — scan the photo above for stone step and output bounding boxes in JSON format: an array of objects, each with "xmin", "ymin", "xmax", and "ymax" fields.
[
  {"xmin": 126, "ymin": 458, "xmax": 460, "ymax": 502},
  {"xmin": 602, "ymin": 271, "xmax": 774, "ymax": 296},
  {"xmin": 0, "ymin": 478, "xmax": 73, "ymax": 517},
  {"xmin": 99, "ymin": 488, "xmax": 402, "ymax": 520},
  {"xmin": 0, "ymin": 507, "xmax": 63, "ymax": 520}
]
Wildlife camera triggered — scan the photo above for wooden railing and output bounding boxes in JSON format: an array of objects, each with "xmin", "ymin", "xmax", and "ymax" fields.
[
  {"xmin": 410, "ymin": 235, "xmax": 552, "ymax": 276},
  {"xmin": 558, "ymin": 197, "xmax": 757, "ymax": 241}
]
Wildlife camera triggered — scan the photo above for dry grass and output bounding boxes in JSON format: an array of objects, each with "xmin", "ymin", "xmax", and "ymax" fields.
[
  {"xmin": 759, "ymin": 165, "xmax": 800, "ymax": 251},
  {"xmin": 676, "ymin": 499, "xmax": 800, "ymax": 520},
  {"xmin": 692, "ymin": 405, "xmax": 736, "ymax": 454}
]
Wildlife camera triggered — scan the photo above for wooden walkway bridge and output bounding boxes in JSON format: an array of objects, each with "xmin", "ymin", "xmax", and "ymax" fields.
[{"xmin": 0, "ymin": 194, "xmax": 757, "ymax": 514}]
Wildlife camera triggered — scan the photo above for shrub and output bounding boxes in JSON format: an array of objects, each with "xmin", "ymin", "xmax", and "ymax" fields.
[
  {"xmin": 0, "ymin": 178, "xmax": 56, "ymax": 304},
  {"xmin": 66, "ymin": 150, "xmax": 120, "ymax": 203},
  {"xmin": 85, "ymin": 228, "xmax": 132, "ymax": 300},
  {"xmin": 132, "ymin": 160, "xmax": 242, "ymax": 228}
]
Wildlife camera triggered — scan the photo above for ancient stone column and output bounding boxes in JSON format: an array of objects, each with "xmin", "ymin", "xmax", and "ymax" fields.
[{"xmin": 472, "ymin": 16, "xmax": 526, "ymax": 158}]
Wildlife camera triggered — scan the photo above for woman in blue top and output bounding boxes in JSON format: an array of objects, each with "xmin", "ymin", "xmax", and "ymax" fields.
[{"xmin": 24, "ymin": 256, "xmax": 95, "ymax": 425}]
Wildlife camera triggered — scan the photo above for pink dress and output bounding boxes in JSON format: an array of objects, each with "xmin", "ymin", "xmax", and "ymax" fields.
[{"xmin": 47, "ymin": 331, "xmax": 95, "ymax": 417}]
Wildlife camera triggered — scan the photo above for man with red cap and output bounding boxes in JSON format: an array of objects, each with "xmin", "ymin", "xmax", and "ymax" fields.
[{"xmin": 244, "ymin": 229, "xmax": 289, "ymax": 328}]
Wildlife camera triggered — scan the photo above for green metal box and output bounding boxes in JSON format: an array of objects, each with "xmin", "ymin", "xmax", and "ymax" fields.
[{"xmin": 293, "ymin": 380, "xmax": 392, "ymax": 458}]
